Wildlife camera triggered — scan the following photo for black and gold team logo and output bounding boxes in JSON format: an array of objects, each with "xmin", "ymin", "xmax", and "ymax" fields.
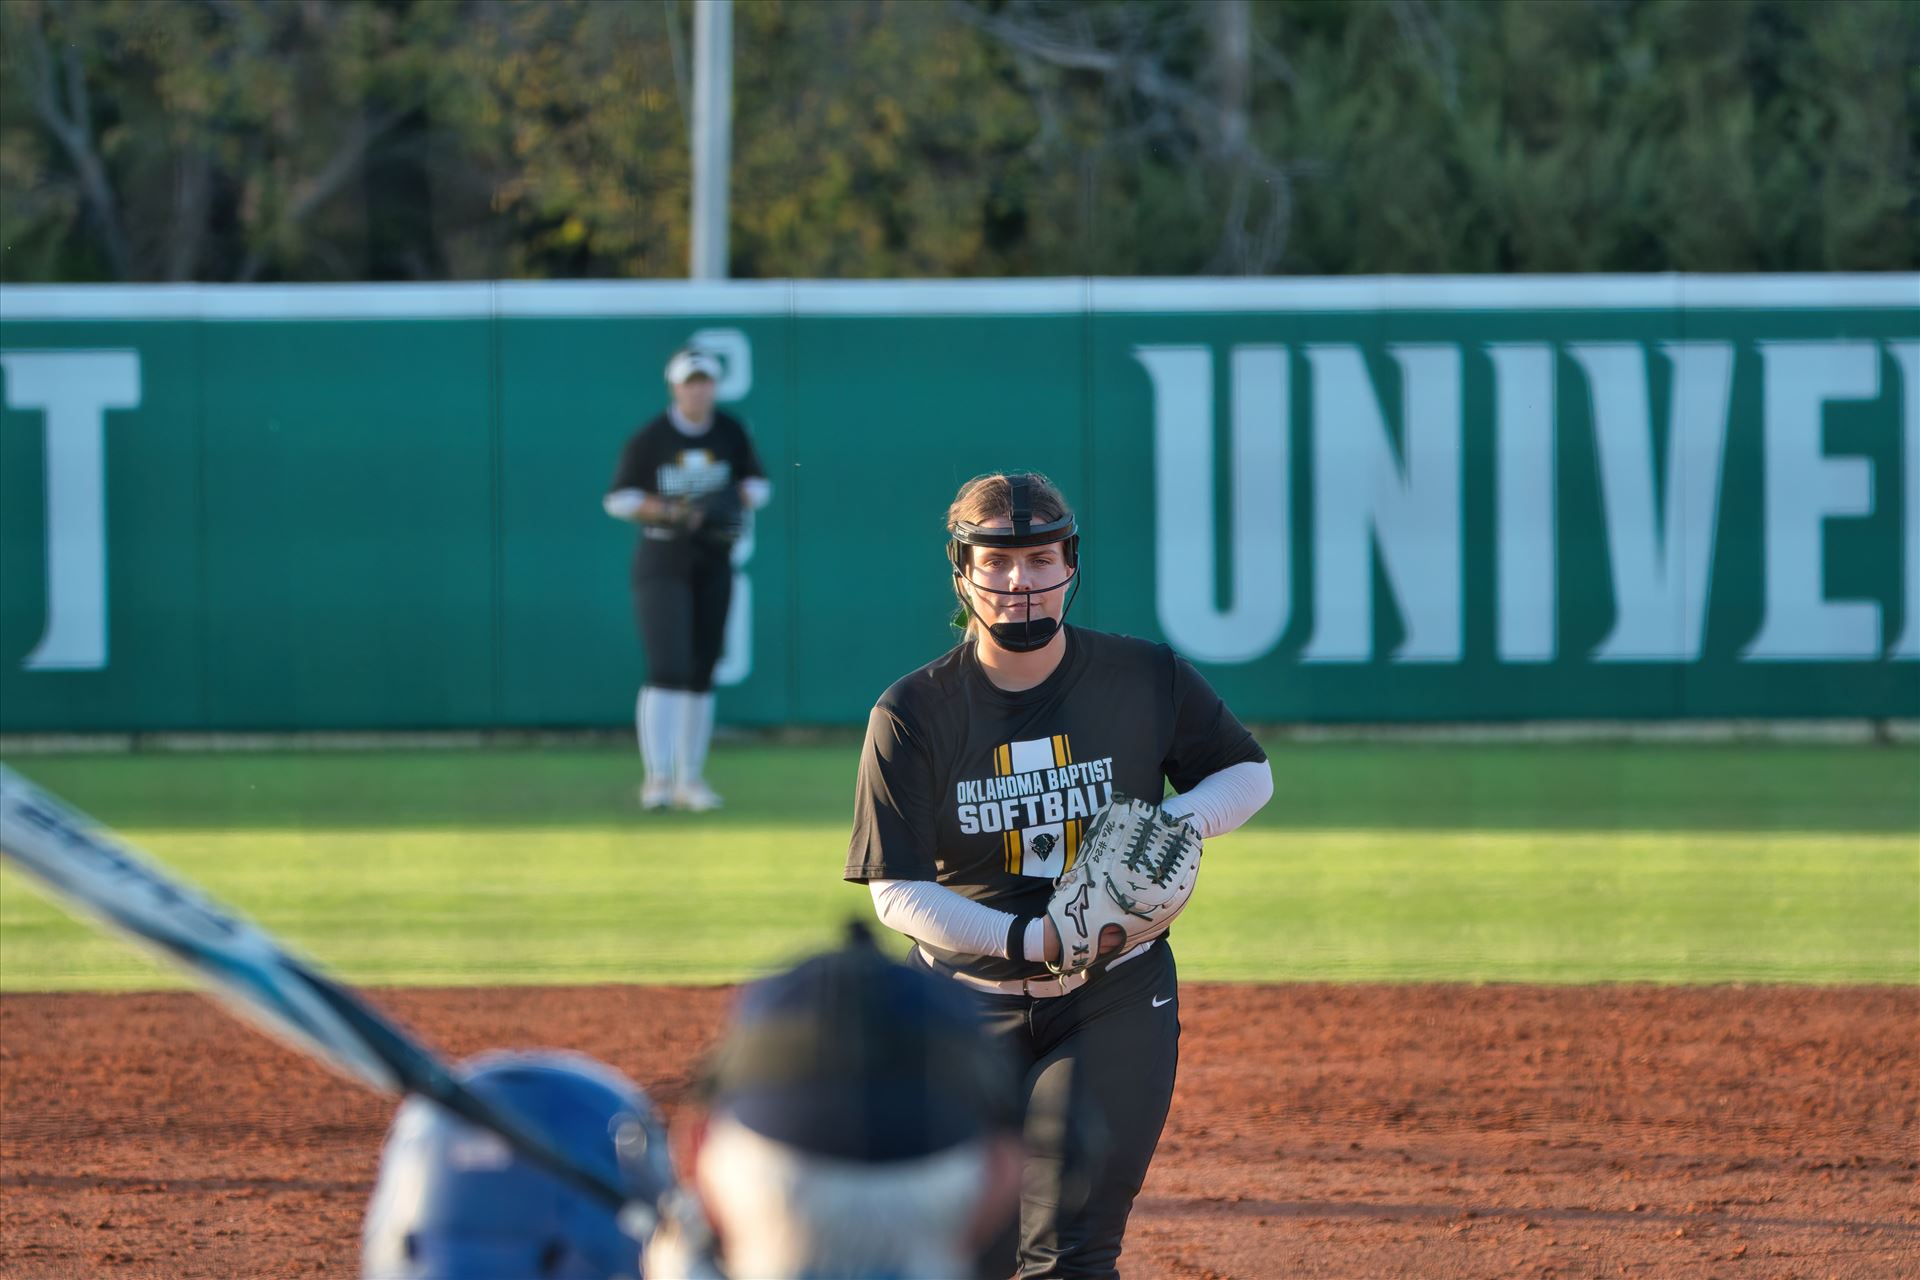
[{"xmin": 952, "ymin": 734, "xmax": 1116, "ymax": 879}]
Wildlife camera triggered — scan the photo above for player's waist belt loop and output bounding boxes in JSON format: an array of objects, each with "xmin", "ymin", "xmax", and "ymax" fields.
[{"xmin": 930, "ymin": 939, "xmax": 1156, "ymax": 999}]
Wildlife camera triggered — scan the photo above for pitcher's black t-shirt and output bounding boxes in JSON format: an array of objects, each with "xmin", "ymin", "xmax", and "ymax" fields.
[{"xmin": 844, "ymin": 626, "xmax": 1266, "ymax": 982}]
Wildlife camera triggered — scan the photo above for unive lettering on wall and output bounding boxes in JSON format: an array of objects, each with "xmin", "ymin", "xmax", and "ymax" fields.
[
  {"xmin": 0, "ymin": 278, "xmax": 1913, "ymax": 731},
  {"xmin": 0, "ymin": 350, "xmax": 142, "ymax": 672},
  {"xmin": 1134, "ymin": 337, "xmax": 1918, "ymax": 670},
  {"xmin": 1140, "ymin": 345, "xmax": 1292, "ymax": 665},
  {"xmin": 1893, "ymin": 342, "xmax": 1920, "ymax": 661},
  {"xmin": 1746, "ymin": 342, "xmax": 1886, "ymax": 661}
]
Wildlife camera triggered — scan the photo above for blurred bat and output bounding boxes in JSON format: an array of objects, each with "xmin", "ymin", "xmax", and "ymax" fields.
[{"xmin": 0, "ymin": 763, "xmax": 656, "ymax": 1232}]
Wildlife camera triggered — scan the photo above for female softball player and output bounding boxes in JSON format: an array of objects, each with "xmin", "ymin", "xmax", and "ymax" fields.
[
  {"xmin": 844, "ymin": 471, "xmax": 1273, "ymax": 1279},
  {"xmin": 604, "ymin": 347, "xmax": 769, "ymax": 812}
]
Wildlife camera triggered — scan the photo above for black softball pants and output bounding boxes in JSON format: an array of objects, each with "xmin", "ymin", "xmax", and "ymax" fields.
[
  {"xmin": 632, "ymin": 553, "xmax": 733, "ymax": 693},
  {"xmin": 944, "ymin": 942, "xmax": 1182, "ymax": 1280}
]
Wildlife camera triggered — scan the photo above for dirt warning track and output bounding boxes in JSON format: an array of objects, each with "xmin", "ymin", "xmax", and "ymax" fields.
[{"xmin": 3, "ymin": 983, "xmax": 1914, "ymax": 1278}]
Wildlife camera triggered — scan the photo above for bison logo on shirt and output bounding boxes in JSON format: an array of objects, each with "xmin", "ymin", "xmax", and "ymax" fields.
[{"xmin": 1001, "ymin": 736, "xmax": 1104, "ymax": 879}]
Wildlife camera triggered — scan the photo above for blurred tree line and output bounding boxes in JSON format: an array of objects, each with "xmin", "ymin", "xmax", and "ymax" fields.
[{"xmin": 2, "ymin": 0, "xmax": 1913, "ymax": 282}]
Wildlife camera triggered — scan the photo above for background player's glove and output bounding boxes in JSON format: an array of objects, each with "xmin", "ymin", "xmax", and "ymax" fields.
[
  {"xmin": 689, "ymin": 486, "xmax": 745, "ymax": 544},
  {"xmin": 1043, "ymin": 794, "xmax": 1202, "ymax": 977},
  {"xmin": 643, "ymin": 495, "xmax": 704, "ymax": 533},
  {"xmin": 643, "ymin": 490, "xmax": 741, "ymax": 542}
]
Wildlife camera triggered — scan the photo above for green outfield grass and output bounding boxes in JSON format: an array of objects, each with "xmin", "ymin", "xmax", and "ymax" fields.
[{"xmin": 1, "ymin": 742, "xmax": 1915, "ymax": 990}]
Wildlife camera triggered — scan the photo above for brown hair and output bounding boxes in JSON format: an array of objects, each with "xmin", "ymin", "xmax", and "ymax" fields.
[{"xmin": 946, "ymin": 472, "xmax": 1076, "ymax": 635}]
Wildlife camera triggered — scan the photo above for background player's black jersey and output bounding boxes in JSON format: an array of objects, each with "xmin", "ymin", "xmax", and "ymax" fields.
[
  {"xmin": 845, "ymin": 626, "xmax": 1267, "ymax": 982},
  {"xmin": 609, "ymin": 410, "xmax": 765, "ymax": 578}
]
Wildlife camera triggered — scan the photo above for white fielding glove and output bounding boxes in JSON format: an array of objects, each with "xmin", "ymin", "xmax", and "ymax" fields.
[{"xmin": 1043, "ymin": 795, "xmax": 1202, "ymax": 976}]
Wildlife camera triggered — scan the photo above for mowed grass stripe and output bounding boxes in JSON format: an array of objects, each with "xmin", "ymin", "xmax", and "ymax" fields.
[
  {"xmin": 1187, "ymin": 829, "xmax": 1917, "ymax": 984},
  {"xmin": 1, "ymin": 744, "xmax": 1914, "ymax": 990},
  {"xmin": 5, "ymin": 742, "xmax": 1916, "ymax": 832}
]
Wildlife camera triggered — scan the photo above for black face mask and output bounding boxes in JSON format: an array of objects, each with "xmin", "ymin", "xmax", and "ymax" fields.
[
  {"xmin": 946, "ymin": 473, "xmax": 1082, "ymax": 654},
  {"xmin": 954, "ymin": 568, "xmax": 1079, "ymax": 653}
]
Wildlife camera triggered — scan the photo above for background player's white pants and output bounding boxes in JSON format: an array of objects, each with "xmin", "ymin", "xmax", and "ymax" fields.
[
  {"xmin": 638, "ymin": 686, "xmax": 685, "ymax": 784},
  {"xmin": 637, "ymin": 687, "xmax": 717, "ymax": 788}
]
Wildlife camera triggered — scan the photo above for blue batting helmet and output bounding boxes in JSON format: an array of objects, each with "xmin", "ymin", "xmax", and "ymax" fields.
[{"xmin": 361, "ymin": 1051, "xmax": 672, "ymax": 1280}]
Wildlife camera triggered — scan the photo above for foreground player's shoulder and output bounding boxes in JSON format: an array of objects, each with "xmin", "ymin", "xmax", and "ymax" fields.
[
  {"xmin": 1071, "ymin": 628, "xmax": 1237, "ymax": 720},
  {"xmin": 875, "ymin": 642, "xmax": 972, "ymax": 721},
  {"xmin": 1071, "ymin": 626, "xmax": 1179, "ymax": 679},
  {"xmin": 864, "ymin": 644, "xmax": 970, "ymax": 770}
]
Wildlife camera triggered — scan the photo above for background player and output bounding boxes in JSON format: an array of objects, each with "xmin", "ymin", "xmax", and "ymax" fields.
[
  {"xmin": 604, "ymin": 347, "xmax": 770, "ymax": 811},
  {"xmin": 844, "ymin": 471, "xmax": 1274, "ymax": 1279},
  {"xmin": 647, "ymin": 924, "xmax": 1024, "ymax": 1279}
]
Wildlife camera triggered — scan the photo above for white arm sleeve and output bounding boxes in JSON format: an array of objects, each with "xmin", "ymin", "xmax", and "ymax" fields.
[
  {"xmin": 740, "ymin": 477, "xmax": 772, "ymax": 510},
  {"xmin": 1159, "ymin": 758, "xmax": 1274, "ymax": 839},
  {"xmin": 603, "ymin": 488, "xmax": 647, "ymax": 521},
  {"xmin": 869, "ymin": 878, "xmax": 1021, "ymax": 960}
]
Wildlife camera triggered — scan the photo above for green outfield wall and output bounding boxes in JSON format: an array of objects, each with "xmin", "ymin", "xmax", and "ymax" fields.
[{"xmin": 2, "ymin": 277, "xmax": 1916, "ymax": 731}]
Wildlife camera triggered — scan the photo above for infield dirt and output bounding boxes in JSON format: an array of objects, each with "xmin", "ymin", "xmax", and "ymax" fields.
[{"xmin": 3, "ymin": 983, "xmax": 1914, "ymax": 1278}]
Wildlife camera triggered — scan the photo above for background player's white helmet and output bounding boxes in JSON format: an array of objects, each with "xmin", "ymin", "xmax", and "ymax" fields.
[{"xmin": 665, "ymin": 348, "xmax": 723, "ymax": 385}]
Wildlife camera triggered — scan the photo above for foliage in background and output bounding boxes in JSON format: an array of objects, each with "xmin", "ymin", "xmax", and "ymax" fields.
[
  {"xmin": 0, "ymin": 0, "xmax": 482, "ymax": 282},
  {"xmin": 2, "ymin": 0, "xmax": 1914, "ymax": 282}
]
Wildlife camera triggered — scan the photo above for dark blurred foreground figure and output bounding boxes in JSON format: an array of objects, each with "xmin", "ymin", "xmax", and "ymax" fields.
[
  {"xmin": 647, "ymin": 924, "xmax": 1025, "ymax": 1279},
  {"xmin": 359, "ymin": 928, "xmax": 1019, "ymax": 1279}
]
